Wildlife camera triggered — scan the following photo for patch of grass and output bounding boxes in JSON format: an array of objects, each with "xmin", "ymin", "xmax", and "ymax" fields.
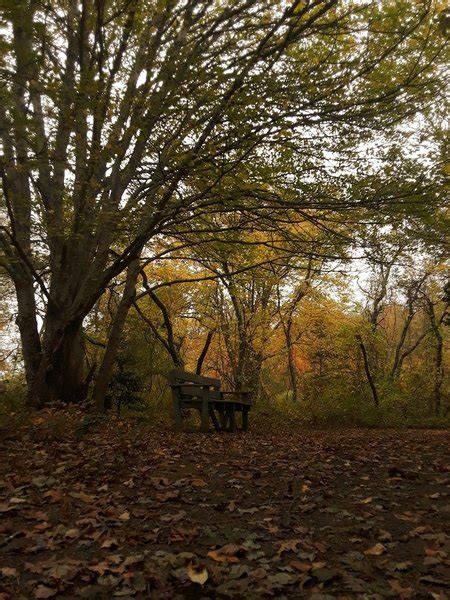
[{"xmin": 250, "ymin": 393, "xmax": 450, "ymax": 432}]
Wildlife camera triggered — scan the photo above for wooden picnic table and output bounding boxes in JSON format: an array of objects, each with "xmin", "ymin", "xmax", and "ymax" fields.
[{"xmin": 168, "ymin": 369, "xmax": 251, "ymax": 432}]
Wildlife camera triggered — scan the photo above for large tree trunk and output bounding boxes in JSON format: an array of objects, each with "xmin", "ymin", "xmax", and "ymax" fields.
[
  {"xmin": 14, "ymin": 273, "xmax": 42, "ymax": 407},
  {"xmin": 93, "ymin": 259, "xmax": 140, "ymax": 412},
  {"xmin": 235, "ymin": 340, "xmax": 263, "ymax": 401},
  {"xmin": 31, "ymin": 318, "xmax": 86, "ymax": 407}
]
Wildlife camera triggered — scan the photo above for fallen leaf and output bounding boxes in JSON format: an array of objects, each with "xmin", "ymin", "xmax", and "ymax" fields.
[
  {"xmin": 250, "ymin": 567, "xmax": 267, "ymax": 581},
  {"xmin": 360, "ymin": 497, "xmax": 373, "ymax": 504},
  {"xmin": 278, "ymin": 539, "xmax": 301, "ymax": 554},
  {"xmin": 207, "ymin": 550, "xmax": 239, "ymax": 563},
  {"xmin": 364, "ymin": 543, "xmax": 386, "ymax": 556},
  {"xmin": 388, "ymin": 579, "xmax": 415, "ymax": 598},
  {"xmin": 48, "ymin": 563, "xmax": 78, "ymax": 580},
  {"xmin": 35, "ymin": 586, "xmax": 57, "ymax": 599},
  {"xmin": 186, "ymin": 562, "xmax": 208, "ymax": 585},
  {"xmin": 191, "ymin": 479, "xmax": 208, "ymax": 488},
  {"xmin": 65, "ymin": 528, "xmax": 80, "ymax": 538},
  {"xmin": 1, "ymin": 567, "xmax": 18, "ymax": 577},
  {"xmin": 266, "ymin": 572, "xmax": 296, "ymax": 587},
  {"xmin": 290, "ymin": 560, "xmax": 312, "ymax": 572},
  {"xmin": 156, "ymin": 490, "xmax": 180, "ymax": 502},
  {"xmin": 101, "ymin": 538, "xmax": 119, "ymax": 548}
]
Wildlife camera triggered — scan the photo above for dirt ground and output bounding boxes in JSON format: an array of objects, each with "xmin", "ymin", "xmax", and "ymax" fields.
[{"xmin": 0, "ymin": 416, "xmax": 449, "ymax": 598}]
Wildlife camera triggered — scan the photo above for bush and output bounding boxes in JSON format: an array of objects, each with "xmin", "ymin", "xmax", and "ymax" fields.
[{"xmin": 0, "ymin": 374, "xmax": 28, "ymax": 427}]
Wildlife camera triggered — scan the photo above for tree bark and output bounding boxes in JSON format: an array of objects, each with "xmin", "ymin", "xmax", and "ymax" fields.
[
  {"xmin": 14, "ymin": 273, "xmax": 42, "ymax": 406},
  {"xmin": 425, "ymin": 299, "xmax": 447, "ymax": 416},
  {"xmin": 92, "ymin": 259, "xmax": 141, "ymax": 412},
  {"xmin": 432, "ymin": 329, "xmax": 444, "ymax": 416},
  {"xmin": 31, "ymin": 318, "xmax": 86, "ymax": 407},
  {"xmin": 390, "ymin": 274, "xmax": 428, "ymax": 380},
  {"xmin": 356, "ymin": 334, "xmax": 379, "ymax": 407},
  {"xmin": 286, "ymin": 335, "xmax": 298, "ymax": 403},
  {"xmin": 196, "ymin": 331, "xmax": 213, "ymax": 375}
]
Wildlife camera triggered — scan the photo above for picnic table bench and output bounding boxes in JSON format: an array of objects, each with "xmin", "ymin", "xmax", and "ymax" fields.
[{"xmin": 168, "ymin": 369, "xmax": 251, "ymax": 432}]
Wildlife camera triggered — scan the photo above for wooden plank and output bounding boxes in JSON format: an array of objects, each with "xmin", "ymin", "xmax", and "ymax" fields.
[
  {"xmin": 221, "ymin": 391, "xmax": 252, "ymax": 405},
  {"xmin": 172, "ymin": 396, "xmax": 183, "ymax": 431},
  {"xmin": 168, "ymin": 369, "xmax": 220, "ymax": 388},
  {"xmin": 209, "ymin": 406, "xmax": 221, "ymax": 431},
  {"xmin": 177, "ymin": 386, "xmax": 222, "ymax": 399},
  {"xmin": 227, "ymin": 404, "xmax": 236, "ymax": 433},
  {"xmin": 201, "ymin": 397, "xmax": 209, "ymax": 432},
  {"xmin": 217, "ymin": 405, "xmax": 227, "ymax": 430}
]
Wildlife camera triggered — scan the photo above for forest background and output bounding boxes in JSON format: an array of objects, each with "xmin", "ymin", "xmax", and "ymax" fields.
[{"xmin": 0, "ymin": 0, "xmax": 448, "ymax": 427}]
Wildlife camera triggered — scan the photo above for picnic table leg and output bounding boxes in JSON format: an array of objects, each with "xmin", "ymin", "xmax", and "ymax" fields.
[
  {"xmin": 242, "ymin": 407, "xmax": 249, "ymax": 431},
  {"xmin": 201, "ymin": 397, "xmax": 209, "ymax": 432},
  {"xmin": 218, "ymin": 406, "xmax": 227, "ymax": 430},
  {"xmin": 173, "ymin": 398, "xmax": 183, "ymax": 431},
  {"xmin": 228, "ymin": 404, "xmax": 236, "ymax": 433},
  {"xmin": 209, "ymin": 405, "xmax": 221, "ymax": 431}
]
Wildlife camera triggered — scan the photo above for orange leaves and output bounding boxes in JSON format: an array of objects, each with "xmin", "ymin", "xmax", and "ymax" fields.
[
  {"xmin": 207, "ymin": 544, "xmax": 243, "ymax": 564},
  {"xmin": 207, "ymin": 549, "xmax": 239, "ymax": 563}
]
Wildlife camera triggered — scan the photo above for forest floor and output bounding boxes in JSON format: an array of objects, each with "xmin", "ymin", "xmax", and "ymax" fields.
[{"xmin": 0, "ymin": 411, "xmax": 449, "ymax": 599}]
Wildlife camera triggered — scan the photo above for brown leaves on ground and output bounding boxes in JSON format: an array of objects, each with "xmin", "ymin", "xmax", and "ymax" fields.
[
  {"xmin": 0, "ymin": 414, "xmax": 449, "ymax": 598},
  {"xmin": 364, "ymin": 542, "xmax": 387, "ymax": 556}
]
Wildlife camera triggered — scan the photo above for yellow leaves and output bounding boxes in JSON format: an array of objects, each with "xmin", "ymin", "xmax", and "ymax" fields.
[
  {"xmin": 186, "ymin": 562, "xmax": 208, "ymax": 585},
  {"xmin": 360, "ymin": 496, "xmax": 373, "ymax": 504},
  {"xmin": 293, "ymin": 1, "xmax": 308, "ymax": 15}
]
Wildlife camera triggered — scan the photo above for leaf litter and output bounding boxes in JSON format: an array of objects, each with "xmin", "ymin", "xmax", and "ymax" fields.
[{"xmin": 0, "ymin": 415, "xmax": 449, "ymax": 598}]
